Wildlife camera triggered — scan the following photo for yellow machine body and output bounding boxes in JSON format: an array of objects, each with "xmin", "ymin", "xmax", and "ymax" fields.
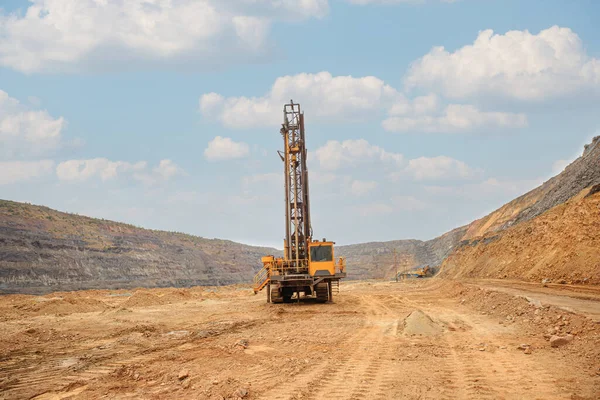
[
  {"xmin": 252, "ymin": 101, "xmax": 346, "ymax": 302},
  {"xmin": 308, "ymin": 241, "xmax": 335, "ymax": 276}
]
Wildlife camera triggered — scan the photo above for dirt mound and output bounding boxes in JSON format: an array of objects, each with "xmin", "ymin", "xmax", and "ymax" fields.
[
  {"xmin": 122, "ymin": 290, "xmax": 166, "ymax": 307},
  {"xmin": 401, "ymin": 310, "xmax": 443, "ymax": 336},
  {"xmin": 441, "ymin": 189, "xmax": 600, "ymax": 284},
  {"xmin": 157, "ymin": 288, "xmax": 196, "ymax": 303},
  {"xmin": 25, "ymin": 297, "xmax": 108, "ymax": 315}
]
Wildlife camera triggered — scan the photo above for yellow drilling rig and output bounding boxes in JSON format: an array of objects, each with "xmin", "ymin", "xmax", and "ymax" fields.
[{"xmin": 253, "ymin": 101, "xmax": 346, "ymax": 303}]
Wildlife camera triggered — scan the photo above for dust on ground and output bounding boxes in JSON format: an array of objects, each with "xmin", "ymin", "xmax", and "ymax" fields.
[{"xmin": 0, "ymin": 280, "xmax": 598, "ymax": 400}]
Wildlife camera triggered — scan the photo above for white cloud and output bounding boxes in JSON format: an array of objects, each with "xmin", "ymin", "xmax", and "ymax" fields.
[
  {"xmin": 350, "ymin": 180, "xmax": 378, "ymax": 196},
  {"xmin": 0, "ymin": 0, "xmax": 328, "ymax": 73},
  {"xmin": 202, "ymin": 72, "xmax": 528, "ymax": 134},
  {"xmin": 56, "ymin": 158, "xmax": 182, "ymax": 184},
  {"xmin": 204, "ymin": 136, "xmax": 250, "ymax": 161},
  {"xmin": 56, "ymin": 158, "xmax": 147, "ymax": 182},
  {"xmin": 0, "ymin": 90, "xmax": 66, "ymax": 157},
  {"xmin": 402, "ymin": 156, "xmax": 482, "ymax": 181},
  {"xmin": 0, "ymin": 160, "xmax": 54, "ymax": 185},
  {"xmin": 383, "ymin": 103, "xmax": 527, "ymax": 133},
  {"xmin": 200, "ymin": 71, "xmax": 399, "ymax": 128},
  {"xmin": 138, "ymin": 161, "xmax": 185, "ymax": 185},
  {"xmin": 313, "ymin": 139, "xmax": 403, "ymax": 170},
  {"xmin": 405, "ymin": 26, "xmax": 600, "ymax": 100}
]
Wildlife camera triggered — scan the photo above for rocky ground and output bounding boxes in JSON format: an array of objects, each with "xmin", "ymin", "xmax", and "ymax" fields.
[{"xmin": 0, "ymin": 279, "xmax": 598, "ymax": 400}]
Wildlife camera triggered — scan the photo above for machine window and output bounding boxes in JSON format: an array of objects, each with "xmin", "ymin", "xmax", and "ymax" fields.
[{"xmin": 310, "ymin": 245, "xmax": 333, "ymax": 262}]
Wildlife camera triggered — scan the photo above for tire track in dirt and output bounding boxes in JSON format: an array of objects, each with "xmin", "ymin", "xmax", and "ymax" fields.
[
  {"xmin": 257, "ymin": 329, "xmax": 368, "ymax": 400},
  {"xmin": 258, "ymin": 294, "xmax": 393, "ymax": 400},
  {"xmin": 304, "ymin": 295, "xmax": 400, "ymax": 400}
]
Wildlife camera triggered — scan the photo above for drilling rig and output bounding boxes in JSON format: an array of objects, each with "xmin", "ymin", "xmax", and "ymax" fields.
[{"xmin": 253, "ymin": 101, "xmax": 346, "ymax": 303}]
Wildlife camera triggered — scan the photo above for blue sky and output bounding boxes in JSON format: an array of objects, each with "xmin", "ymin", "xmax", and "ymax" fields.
[{"xmin": 1, "ymin": 0, "xmax": 599, "ymax": 247}]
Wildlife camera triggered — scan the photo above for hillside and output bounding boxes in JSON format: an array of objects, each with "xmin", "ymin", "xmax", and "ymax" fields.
[
  {"xmin": 0, "ymin": 200, "xmax": 279, "ymax": 294},
  {"xmin": 463, "ymin": 135, "xmax": 600, "ymax": 240},
  {"xmin": 440, "ymin": 186, "xmax": 600, "ymax": 284},
  {"xmin": 340, "ymin": 136, "xmax": 600, "ymax": 280},
  {"xmin": 2, "ymin": 136, "xmax": 598, "ymax": 292}
]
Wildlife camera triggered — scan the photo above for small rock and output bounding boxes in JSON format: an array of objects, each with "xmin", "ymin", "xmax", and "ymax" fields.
[
  {"xmin": 181, "ymin": 380, "xmax": 191, "ymax": 389},
  {"xmin": 524, "ymin": 347, "xmax": 532, "ymax": 355},
  {"xmin": 178, "ymin": 369, "xmax": 189, "ymax": 380},
  {"xmin": 517, "ymin": 344, "xmax": 530, "ymax": 351},
  {"xmin": 550, "ymin": 335, "xmax": 574, "ymax": 348},
  {"xmin": 234, "ymin": 387, "xmax": 249, "ymax": 398},
  {"xmin": 235, "ymin": 339, "xmax": 249, "ymax": 349}
]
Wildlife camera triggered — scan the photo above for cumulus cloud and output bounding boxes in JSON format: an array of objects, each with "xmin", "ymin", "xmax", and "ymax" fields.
[
  {"xmin": 350, "ymin": 180, "xmax": 378, "ymax": 196},
  {"xmin": 383, "ymin": 102, "xmax": 527, "ymax": 133},
  {"xmin": 56, "ymin": 158, "xmax": 147, "ymax": 182},
  {"xmin": 200, "ymin": 72, "xmax": 399, "ymax": 128},
  {"xmin": 204, "ymin": 136, "xmax": 250, "ymax": 161},
  {"xmin": 0, "ymin": 0, "xmax": 328, "ymax": 73},
  {"xmin": 313, "ymin": 139, "xmax": 403, "ymax": 170},
  {"xmin": 0, "ymin": 160, "xmax": 55, "ymax": 185},
  {"xmin": 56, "ymin": 158, "xmax": 182, "ymax": 184},
  {"xmin": 0, "ymin": 89, "xmax": 65, "ymax": 158},
  {"xmin": 405, "ymin": 26, "xmax": 600, "ymax": 100},
  {"xmin": 201, "ymin": 72, "xmax": 528, "ymax": 134},
  {"xmin": 401, "ymin": 156, "xmax": 482, "ymax": 181}
]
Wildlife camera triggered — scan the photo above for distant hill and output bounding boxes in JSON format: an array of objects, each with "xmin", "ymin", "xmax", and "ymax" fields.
[
  {"xmin": 0, "ymin": 200, "xmax": 280, "ymax": 294},
  {"xmin": 2, "ymin": 136, "xmax": 598, "ymax": 292},
  {"xmin": 338, "ymin": 226, "xmax": 467, "ymax": 280}
]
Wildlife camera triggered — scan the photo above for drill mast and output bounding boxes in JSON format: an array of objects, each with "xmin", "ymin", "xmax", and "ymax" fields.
[
  {"xmin": 281, "ymin": 101, "xmax": 312, "ymax": 269},
  {"xmin": 252, "ymin": 100, "xmax": 346, "ymax": 303}
]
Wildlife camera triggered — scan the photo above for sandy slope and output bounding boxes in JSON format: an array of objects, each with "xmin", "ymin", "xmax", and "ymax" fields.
[
  {"xmin": 0, "ymin": 280, "xmax": 598, "ymax": 400},
  {"xmin": 440, "ymin": 189, "xmax": 600, "ymax": 285}
]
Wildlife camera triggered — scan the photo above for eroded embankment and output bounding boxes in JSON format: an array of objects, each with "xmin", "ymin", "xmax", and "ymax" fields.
[{"xmin": 440, "ymin": 189, "xmax": 600, "ymax": 285}]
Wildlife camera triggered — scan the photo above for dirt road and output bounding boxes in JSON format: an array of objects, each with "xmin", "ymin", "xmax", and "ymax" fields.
[{"xmin": 0, "ymin": 280, "xmax": 598, "ymax": 399}]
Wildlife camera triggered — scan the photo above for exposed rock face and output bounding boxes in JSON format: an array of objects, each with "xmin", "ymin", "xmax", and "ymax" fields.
[
  {"xmin": 338, "ymin": 226, "xmax": 468, "ymax": 280},
  {"xmin": 0, "ymin": 200, "xmax": 280, "ymax": 294},
  {"xmin": 439, "ymin": 189, "xmax": 600, "ymax": 284}
]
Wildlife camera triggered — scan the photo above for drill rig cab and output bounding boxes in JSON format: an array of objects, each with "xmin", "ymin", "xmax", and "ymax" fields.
[{"xmin": 253, "ymin": 101, "xmax": 346, "ymax": 303}]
